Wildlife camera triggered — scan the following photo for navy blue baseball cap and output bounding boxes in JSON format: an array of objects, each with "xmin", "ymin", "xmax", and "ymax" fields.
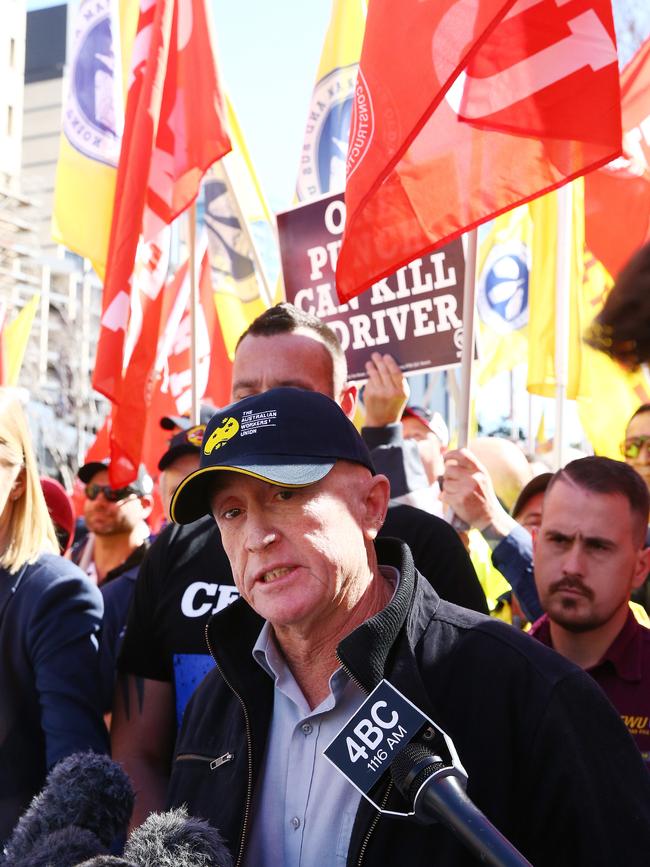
[{"xmin": 170, "ymin": 387, "xmax": 376, "ymax": 524}]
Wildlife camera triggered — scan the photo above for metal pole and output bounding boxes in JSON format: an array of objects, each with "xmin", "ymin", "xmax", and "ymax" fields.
[
  {"xmin": 457, "ymin": 228, "xmax": 478, "ymax": 449},
  {"xmin": 553, "ymin": 184, "xmax": 572, "ymax": 471},
  {"xmin": 188, "ymin": 202, "xmax": 200, "ymax": 425},
  {"xmin": 38, "ymin": 265, "xmax": 50, "ymax": 388}
]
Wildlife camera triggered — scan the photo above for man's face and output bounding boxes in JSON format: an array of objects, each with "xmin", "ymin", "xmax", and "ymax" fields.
[
  {"xmin": 83, "ymin": 469, "xmax": 148, "ymax": 537},
  {"xmin": 210, "ymin": 463, "xmax": 382, "ymax": 634},
  {"xmin": 533, "ymin": 479, "xmax": 649, "ymax": 633},
  {"xmin": 401, "ymin": 416, "xmax": 445, "ymax": 484},
  {"xmin": 160, "ymin": 453, "xmax": 200, "ymax": 521},
  {"xmin": 232, "ymin": 331, "xmax": 355, "ymax": 417},
  {"xmin": 624, "ymin": 411, "xmax": 650, "ymax": 493}
]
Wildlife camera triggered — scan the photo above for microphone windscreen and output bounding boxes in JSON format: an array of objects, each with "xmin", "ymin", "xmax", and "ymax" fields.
[
  {"xmin": 76, "ymin": 858, "xmax": 139, "ymax": 866},
  {"xmin": 124, "ymin": 806, "xmax": 234, "ymax": 867},
  {"xmin": 7, "ymin": 826, "xmax": 106, "ymax": 867},
  {"xmin": 3, "ymin": 751, "xmax": 134, "ymax": 862}
]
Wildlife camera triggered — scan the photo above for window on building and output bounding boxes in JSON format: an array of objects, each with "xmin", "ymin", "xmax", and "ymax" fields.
[
  {"xmin": 9, "ymin": 37, "xmax": 16, "ymax": 68},
  {"xmin": 7, "ymin": 105, "xmax": 13, "ymax": 137}
]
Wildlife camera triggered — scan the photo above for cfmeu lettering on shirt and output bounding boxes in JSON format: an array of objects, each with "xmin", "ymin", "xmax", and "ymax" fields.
[{"xmin": 181, "ymin": 582, "xmax": 240, "ymax": 618}]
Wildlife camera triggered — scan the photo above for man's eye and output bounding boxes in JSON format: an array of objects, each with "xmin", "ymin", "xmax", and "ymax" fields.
[
  {"xmin": 222, "ymin": 508, "xmax": 242, "ymax": 520},
  {"xmin": 275, "ymin": 490, "xmax": 294, "ymax": 501}
]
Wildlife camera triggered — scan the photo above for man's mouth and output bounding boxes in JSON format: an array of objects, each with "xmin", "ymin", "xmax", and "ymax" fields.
[
  {"xmin": 550, "ymin": 581, "xmax": 593, "ymax": 600},
  {"xmin": 260, "ymin": 566, "xmax": 293, "ymax": 584}
]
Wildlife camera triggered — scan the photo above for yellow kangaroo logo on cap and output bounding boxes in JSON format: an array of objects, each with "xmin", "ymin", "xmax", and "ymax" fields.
[{"xmin": 204, "ymin": 417, "xmax": 239, "ymax": 455}]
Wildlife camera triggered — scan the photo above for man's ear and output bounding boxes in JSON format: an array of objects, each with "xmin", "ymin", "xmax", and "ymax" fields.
[
  {"xmin": 362, "ymin": 474, "xmax": 390, "ymax": 540},
  {"xmin": 632, "ymin": 545, "xmax": 650, "ymax": 590},
  {"xmin": 338, "ymin": 383, "xmax": 358, "ymax": 420}
]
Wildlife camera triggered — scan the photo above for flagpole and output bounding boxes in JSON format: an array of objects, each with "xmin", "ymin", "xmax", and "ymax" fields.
[
  {"xmin": 38, "ymin": 266, "xmax": 50, "ymax": 388},
  {"xmin": 527, "ymin": 392, "xmax": 534, "ymax": 455},
  {"xmin": 188, "ymin": 203, "xmax": 200, "ymax": 425},
  {"xmin": 220, "ymin": 157, "xmax": 274, "ymax": 308},
  {"xmin": 553, "ymin": 183, "xmax": 572, "ymax": 471},
  {"xmin": 457, "ymin": 228, "xmax": 478, "ymax": 449}
]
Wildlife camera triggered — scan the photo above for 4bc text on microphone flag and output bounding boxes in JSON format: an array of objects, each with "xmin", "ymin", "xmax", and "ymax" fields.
[
  {"xmin": 336, "ymin": 0, "xmax": 622, "ymax": 303},
  {"xmin": 93, "ymin": 0, "xmax": 231, "ymax": 486}
]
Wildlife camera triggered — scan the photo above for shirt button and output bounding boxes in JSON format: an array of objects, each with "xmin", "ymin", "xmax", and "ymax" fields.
[
  {"xmin": 301, "ymin": 722, "xmax": 313, "ymax": 735},
  {"xmin": 290, "ymin": 816, "xmax": 301, "ymax": 830}
]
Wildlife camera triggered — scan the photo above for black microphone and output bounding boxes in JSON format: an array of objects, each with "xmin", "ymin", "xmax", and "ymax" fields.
[
  {"xmin": 4, "ymin": 826, "xmax": 107, "ymax": 867},
  {"xmin": 391, "ymin": 741, "xmax": 533, "ymax": 867},
  {"xmin": 3, "ymin": 752, "xmax": 134, "ymax": 865},
  {"xmin": 123, "ymin": 807, "xmax": 233, "ymax": 867}
]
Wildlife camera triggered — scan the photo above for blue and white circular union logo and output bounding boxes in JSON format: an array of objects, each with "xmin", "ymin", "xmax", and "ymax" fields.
[
  {"xmin": 64, "ymin": 0, "xmax": 121, "ymax": 166},
  {"xmin": 477, "ymin": 240, "xmax": 530, "ymax": 334},
  {"xmin": 296, "ymin": 64, "xmax": 358, "ymax": 200}
]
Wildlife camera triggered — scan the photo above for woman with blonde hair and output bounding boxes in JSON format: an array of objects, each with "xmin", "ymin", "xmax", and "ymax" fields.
[{"xmin": 0, "ymin": 389, "xmax": 108, "ymax": 843}]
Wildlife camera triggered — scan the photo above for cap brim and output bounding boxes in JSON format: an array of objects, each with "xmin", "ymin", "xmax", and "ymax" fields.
[
  {"xmin": 160, "ymin": 415, "xmax": 189, "ymax": 431},
  {"xmin": 170, "ymin": 460, "xmax": 335, "ymax": 524}
]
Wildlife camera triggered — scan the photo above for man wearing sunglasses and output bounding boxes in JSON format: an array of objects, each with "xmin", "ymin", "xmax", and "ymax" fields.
[
  {"xmin": 621, "ymin": 404, "xmax": 650, "ymax": 613},
  {"xmin": 72, "ymin": 460, "xmax": 154, "ymax": 711}
]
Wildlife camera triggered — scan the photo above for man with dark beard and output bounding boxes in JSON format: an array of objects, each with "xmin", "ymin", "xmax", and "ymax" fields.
[{"xmin": 532, "ymin": 456, "xmax": 650, "ymax": 766}]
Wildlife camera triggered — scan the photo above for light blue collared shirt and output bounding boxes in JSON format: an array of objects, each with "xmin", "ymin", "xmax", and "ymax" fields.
[{"xmin": 243, "ymin": 566, "xmax": 399, "ymax": 867}]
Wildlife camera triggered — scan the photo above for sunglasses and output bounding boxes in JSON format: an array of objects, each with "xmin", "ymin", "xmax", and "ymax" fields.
[
  {"xmin": 621, "ymin": 435, "xmax": 650, "ymax": 460},
  {"xmin": 85, "ymin": 482, "xmax": 137, "ymax": 503}
]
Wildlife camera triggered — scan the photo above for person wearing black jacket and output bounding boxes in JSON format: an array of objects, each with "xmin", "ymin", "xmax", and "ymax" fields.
[
  {"xmin": 167, "ymin": 388, "xmax": 650, "ymax": 867},
  {"xmin": 112, "ymin": 304, "xmax": 486, "ymax": 829}
]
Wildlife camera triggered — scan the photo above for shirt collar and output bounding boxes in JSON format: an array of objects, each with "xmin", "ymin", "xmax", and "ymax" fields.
[
  {"xmin": 595, "ymin": 610, "xmax": 644, "ymax": 682},
  {"xmin": 531, "ymin": 610, "xmax": 645, "ymax": 682}
]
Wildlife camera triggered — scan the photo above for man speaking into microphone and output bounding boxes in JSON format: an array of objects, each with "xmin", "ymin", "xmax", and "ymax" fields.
[{"xmin": 167, "ymin": 387, "xmax": 650, "ymax": 866}]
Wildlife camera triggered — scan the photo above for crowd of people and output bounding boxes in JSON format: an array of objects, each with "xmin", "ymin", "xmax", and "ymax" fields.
[{"xmin": 3, "ymin": 280, "xmax": 650, "ymax": 863}]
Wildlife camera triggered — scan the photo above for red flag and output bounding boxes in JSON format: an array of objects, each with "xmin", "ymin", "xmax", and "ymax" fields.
[
  {"xmin": 336, "ymin": 0, "xmax": 621, "ymax": 301},
  {"xmin": 143, "ymin": 246, "xmax": 231, "ymax": 464},
  {"xmin": 93, "ymin": 0, "xmax": 231, "ymax": 485},
  {"xmin": 585, "ymin": 37, "xmax": 650, "ymax": 278}
]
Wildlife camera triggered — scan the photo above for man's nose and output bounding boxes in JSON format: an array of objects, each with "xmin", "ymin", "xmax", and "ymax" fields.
[
  {"xmin": 244, "ymin": 511, "xmax": 278, "ymax": 552},
  {"xmin": 561, "ymin": 540, "xmax": 585, "ymax": 576}
]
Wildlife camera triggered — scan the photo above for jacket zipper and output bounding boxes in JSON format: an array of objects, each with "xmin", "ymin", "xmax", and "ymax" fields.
[
  {"xmin": 335, "ymin": 651, "xmax": 388, "ymax": 867},
  {"xmin": 175, "ymin": 751, "xmax": 234, "ymax": 770},
  {"xmin": 206, "ymin": 623, "xmax": 253, "ymax": 867},
  {"xmin": 356, "ymin": 781, "xmax": 393, "ymax": 866}
]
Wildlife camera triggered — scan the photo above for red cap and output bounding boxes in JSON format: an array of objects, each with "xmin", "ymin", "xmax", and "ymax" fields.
[{"xmin": 40, "ymin": 477, "xmax": 75, "ymax": 553}]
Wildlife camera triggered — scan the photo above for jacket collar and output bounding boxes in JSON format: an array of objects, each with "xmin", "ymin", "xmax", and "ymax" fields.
[{"xmin": 337, "ymin": 538, "xmax": 430, "ymax": 691}]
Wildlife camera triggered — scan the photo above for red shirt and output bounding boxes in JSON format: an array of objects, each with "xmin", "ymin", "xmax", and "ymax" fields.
[{"xmin": 531, "ymin": 611, "xmax": 650, "ymax": 766}]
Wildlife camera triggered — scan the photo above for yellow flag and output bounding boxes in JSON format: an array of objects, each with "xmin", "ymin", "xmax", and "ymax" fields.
[
  {"xmin": 476, "ymin": 206, "xmax": 532, "ymax": 385},
  {"xmin": 577, "ymin": 254, "xmax": 650, "ymax": 458},
  {"xmin": 526, "ymin": 180, "xmax": 585, "ymax": 399},
  {"xmin": 296, "ymin": 0, "xmax": 367, "ymax": 200},
  {"xmin": 205, "ymin": 96, "xmax": 278, "ymax": 358},
  {"xmin": 524, "ymin": 178, "xmax": 650, "ymax": 456},
  {"xmin": 52, "ymin": 0, "xmax": 138, "ymax": 278},
  {"xmin": 3, "ymin": 295, "xmax": 40, "ymax": 386}
]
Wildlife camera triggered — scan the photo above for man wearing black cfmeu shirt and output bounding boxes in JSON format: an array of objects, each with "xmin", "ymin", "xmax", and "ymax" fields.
[{"xmin": 112, "ymin": 303, "xmax": 487, "ymax": 827}]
